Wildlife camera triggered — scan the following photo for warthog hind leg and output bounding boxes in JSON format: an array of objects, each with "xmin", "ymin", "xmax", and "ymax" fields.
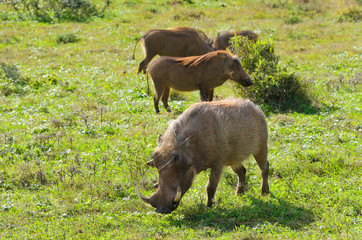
[
  {"xmin": 253, "ymin": 150, "xmax": 270, "ymax": 195},
  {"xmin": 138, "ymin": 52, "xmax": 155, "ymax": 73},
  {"xmin": 161, "ymin": 86, "xmax": 171, "ymax": 112},
  {"xmin": 232, "ymin": 165, "xmax": 247, "ymax": 195},
  {"xmin": 153, "ymin": 82, "xmax": 164, "ymax": 114}
]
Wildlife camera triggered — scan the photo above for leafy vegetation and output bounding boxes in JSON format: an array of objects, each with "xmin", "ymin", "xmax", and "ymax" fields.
[
  {"xmin": 1, "ymin": 0, "xmax": 110, "ymax": 22},
  {"xmin": 56, "ymin": 33, "xmax": 81, "ymax": 44},
  {"xmin": 232, "ymin": 37, "xmax": 315, "ymax": 113},
  {"xmin": 0, "ymin": 0, "xmax": 361, "ymax": 239}
]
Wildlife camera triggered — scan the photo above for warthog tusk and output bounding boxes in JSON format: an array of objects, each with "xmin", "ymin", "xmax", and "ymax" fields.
[
  {"xmin": 147, "ymin": 160, "xmax": 155, "ymax": 167},
  {"xmin": 135, "ymin": 186, "xmax": 151, "ymax": 206},
  {"xmin": 174, "ymin": 186, "xmax": 182, "ymax": 202}
]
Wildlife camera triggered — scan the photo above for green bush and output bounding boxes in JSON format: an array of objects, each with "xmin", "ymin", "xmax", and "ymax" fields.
[
  {"xmin": 0, "ymin": 62, "xmax": 59, "ymax": 96},
  {"xmin": 285, "ymin": 15, "xmax": 302, "ymax": 24},
  {"xmin": 56, "ymin": 33, "xmax": 80, "ymax": 44},
  {"xmin": 6, "ymin": 0, "xmax": 110, "ymax": 22},
  {"xmin": 0, "ymin": 62, "xmax": 29, "ymax": 96},
  {"xmin": 335, "ymin": 7, "xmax": 362, "ymax": 22},
  {"xmin": 232, "ymin": 36, "xmax": 316, "ymax": 113}
]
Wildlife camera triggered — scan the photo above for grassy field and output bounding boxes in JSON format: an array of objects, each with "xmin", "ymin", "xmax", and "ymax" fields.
[{"xmin": 0, "ymin": 0, "xmax": 361, "ymax": 239}]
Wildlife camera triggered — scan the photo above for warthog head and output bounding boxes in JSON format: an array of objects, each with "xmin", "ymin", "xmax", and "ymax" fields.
[
  {"xmin": 228, "ymin": 57, "xmax": 253, "ymax": 87},
  {"xmin": 136, "ymin": 136, "xmax": 196, "ymax": 213}
]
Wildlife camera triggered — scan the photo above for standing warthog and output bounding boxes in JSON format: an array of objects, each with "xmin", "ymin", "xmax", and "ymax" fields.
[
  {"xmin": 132, "ymin": 27, "xmax": 214, "ymax": 73},
  {"xmin": 148, "ymin": 50, "xmax": 253, "ymax": 113},
  {"xmin": 136, "ymin": 98, "xmax": 270, "ymax": 213},
  {"xmin": 213, "ymin": 30, "xmax": 259, "ymax": 50}
]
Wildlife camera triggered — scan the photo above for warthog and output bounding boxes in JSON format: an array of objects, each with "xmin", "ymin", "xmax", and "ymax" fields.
[
  {"xmin": 136, "ymin": 98, "xmax": 270, "ymax": 213},
  {"xmin": 213, "ymin": 30, "xmax": 259, "ymax": 50},
  {"xmin": 132, "ymin": 27, "xmax": 214, "ymax": 73},
  {"xmin": 148, "ymin": 50, "xmax": 253, "ymax": 113}
]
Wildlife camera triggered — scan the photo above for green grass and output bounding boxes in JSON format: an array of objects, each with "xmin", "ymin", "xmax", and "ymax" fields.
[{"xmin": 0, "ymin": 0, "xmax": 361, "ymax": 239}]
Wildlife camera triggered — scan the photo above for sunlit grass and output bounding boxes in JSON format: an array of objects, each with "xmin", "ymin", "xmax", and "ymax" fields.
[{"xmin": 0, "ymin": 0, "xmax": 361, "ymax": 239}]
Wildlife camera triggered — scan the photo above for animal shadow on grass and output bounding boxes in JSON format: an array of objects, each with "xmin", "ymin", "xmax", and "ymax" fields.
[{"xmin": 172, "ymin": 195, "xmax": 314, "ymax": 232}]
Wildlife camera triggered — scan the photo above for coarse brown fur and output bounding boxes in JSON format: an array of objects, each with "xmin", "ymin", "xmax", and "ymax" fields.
[
  {"xmin": 133, "ymin": 27, "xmax": 214, "ymax": 73},
  {"xmin": 147, "ymin": 50, "xmax": 253, "ymax": 113},
  {"xmin": 213, "ymin": 30, "xmax": 259, "ymax": 50},
  {"xmin": 137, "ymin": 99, "xmax": 270, "ymax": 213}
]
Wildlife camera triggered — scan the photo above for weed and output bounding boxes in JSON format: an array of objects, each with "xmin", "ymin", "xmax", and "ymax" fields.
[
  {"xmin": 0, "ymin": 62, "xmax": 29, "ymax": 96},
  {"xmin": 144, "ymin": 6, "xmax": 161, "ymax": 14},
  {"xmin": 285, "ymin": 14, "xmax": 302, "ymax": 24},
  {"xmin": 56, "ymin": 33, "xmax": 80, "ymax": 44},
  {"xmin": 0, "ymin": 62, "xmax": 21, "ymax": 83},
  {"xmin": 336, "ymin": 7, "xmax": 362, "ymax": 22}
]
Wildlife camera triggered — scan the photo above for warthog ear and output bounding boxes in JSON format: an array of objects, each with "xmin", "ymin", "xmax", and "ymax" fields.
[
  {"xmin": 158, "ymin": 134, "xmax": 163, "ymax": 145},
  {"xmin": 174, "ymin": 155, "xmax": 193, "ymax": 170},
  {"xmin": 217, "ymin": 52, "xmax": 227, "ymax": 59}
]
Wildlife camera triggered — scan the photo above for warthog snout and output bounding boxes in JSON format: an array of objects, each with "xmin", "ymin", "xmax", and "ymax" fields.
[
  {"xmin": 136, "ymin": 185, "xmax": 182, "ymax": 214},
  {"xmin": 237, "ymin": 75, "xmax": 253, "ymax": 87},
  {"xmin": 156, "ymin": 207, "xmax": 172, "ymax": 214},
  {"xmin": 245, "ymin": 78, "xmax": 253, "ymax": 86},
  {"xmin": 156, "ymin": 200, "xmax": 180, "ymax": 214},
  {"xmin": 230, "ymin": 58, "xmax": 253, "ymax": 88}
]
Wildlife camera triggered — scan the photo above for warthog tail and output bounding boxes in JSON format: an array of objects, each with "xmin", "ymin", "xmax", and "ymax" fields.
[{"xmin": 132, "ymin": 35, "xmax": 145, "ymax": 60}]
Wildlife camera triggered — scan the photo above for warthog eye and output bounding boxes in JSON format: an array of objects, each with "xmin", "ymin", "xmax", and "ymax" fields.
[
  {"xmin": 173, "ymin": 200, "xmax": 181, "ymax": 209},
  {"xmin": 172, "ymin": 153, "xmax": 179, "ymax": 161}
]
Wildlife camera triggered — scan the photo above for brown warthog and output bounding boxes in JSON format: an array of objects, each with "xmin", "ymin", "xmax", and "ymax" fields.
[
  {"xmin": 132, "ymin": 27, "xmax": 214, "ymax": 73},
  {"xmin": 136, "ymin": 98, "xmax": 270, "ymax": 213},
  {"xmin": 213, "ymin": 30, "xmax": 259, "ymax": 50},
  {"xmin": 148, "ymin": 50, "xmax": 253, "ymax": 113}
]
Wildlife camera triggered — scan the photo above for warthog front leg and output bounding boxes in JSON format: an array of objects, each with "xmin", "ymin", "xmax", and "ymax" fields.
[
  {"xmin": 199, "ymin": 87, "xmax": 210, "ymax": 102},
  {"xmin": 208, "ymin": 89, "xmax": 214, "ymax": 101},
  {"xmin": 206, "ymin": 167, "xmax": 222, "ymax": 207},
  {"xmin": 232, "ymin": 165, "xmax": 247, "ymax": 195}
]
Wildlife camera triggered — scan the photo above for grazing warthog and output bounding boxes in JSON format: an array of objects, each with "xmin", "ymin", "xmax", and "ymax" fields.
[
  {"xmin": 132, "ymin": 27, "xmax": 214, "ymax": 73},
  {"xmin": 213, "ymin": 30, "xmax": 259, "ymax": 50},
  {"xmin": 136, "ymin": 98, "xmax": 270, "ymax": 213},
  {"xmin": 148, "ymin": 50, "xmax": 253, "ymax": 113}
]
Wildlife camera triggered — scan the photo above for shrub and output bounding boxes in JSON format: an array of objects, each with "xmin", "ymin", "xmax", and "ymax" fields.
[
  {"xmin": 0, "ymin": 62, "xmax": 29, "ymax": 96},
  {"xmin": 232, "ymin": 36, "xmax": 316, "ymax": 113},
  {"xmin": 6, "ymin": 0, "xmax": 110, "ymax": 22},
  {"xmin": 56, "ymin": 33, "xmax": 80, "ymax": 44},
  {"xmin": 335, "ymin": 7, "xmax": 362, "ymax": 22},
  {"xmin": 285, "ymin": 15, "xmax": 302, "ymax": 24},
  {"xmin": 0, "ymin": 62, "xmax": 59, "ymax": 96},
  {"xmin": 0, "ymin": 62, "xmax": 21, "ymax": 83}
]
